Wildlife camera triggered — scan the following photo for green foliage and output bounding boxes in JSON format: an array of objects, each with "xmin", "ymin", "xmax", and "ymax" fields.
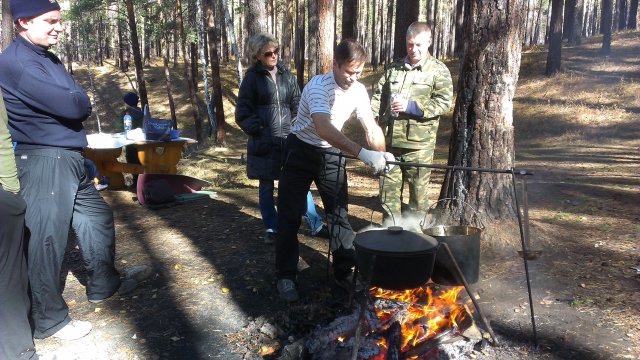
[
  {"xmin": 68, "ymin": 0, "xmax": 104, "ymax": 19},
  {"xmin": 541, "ymin": 211, "xmax": 570, "ymax": 222},
  {"xmin": 569, "ymin": 295, "xmax": 594, "ymax": 308}
]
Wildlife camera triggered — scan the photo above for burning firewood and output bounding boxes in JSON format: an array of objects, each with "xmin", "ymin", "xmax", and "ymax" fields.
[
  {"xmin": 307, "ymin": 285, "xmax": 480, "ymax": 359},
  {"xmin": 384, "ymin": 322, "xmax": 402, "ymax": 360},
  {"xmin": 306, "ymin": 305, "xmax": 378, "ymax": 354},
  {"xmin": 309, "ymin": 334, "xmax": 387, "ymax": 360},
  {"xmin": 400, "ymin": 329, "xmax": 456, "ymax": 358}
]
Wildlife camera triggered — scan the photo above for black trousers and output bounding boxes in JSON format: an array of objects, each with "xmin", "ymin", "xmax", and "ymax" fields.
[
  {"xmin": 0, "ymin": 186, "xmax": 36, "ymax": 359},
  {"xmin": 15, "ymin": 148, "xmax": 121, "ymax": 339},
  {"xmin": 276, "ymin": 135, "xmax": 356, "ymax": 280}
]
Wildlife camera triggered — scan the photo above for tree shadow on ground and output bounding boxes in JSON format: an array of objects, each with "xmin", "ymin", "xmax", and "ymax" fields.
[{"xmin": 67, "ymin": 189, "xmax": 356, "ymax": 358}]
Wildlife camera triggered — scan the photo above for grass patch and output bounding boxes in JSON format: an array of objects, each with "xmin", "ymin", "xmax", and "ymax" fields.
[{"xmin": 569, "ymin": 295, "xmax": 594, "ymax": 308}]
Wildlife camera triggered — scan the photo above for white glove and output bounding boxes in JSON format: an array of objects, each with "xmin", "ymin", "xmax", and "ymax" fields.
[
  {"xmin": 357, "ymin": 148, "xmax": 387, "ymax": 174},
  {"xmin": 383, "ymin": 152, "xmax": 396, "ymax": 172}
]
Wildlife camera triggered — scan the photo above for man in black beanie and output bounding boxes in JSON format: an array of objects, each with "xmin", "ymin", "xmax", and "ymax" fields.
[{"xmin": 0, "ymin": 0, "xmax": 137, "ymax": 341}]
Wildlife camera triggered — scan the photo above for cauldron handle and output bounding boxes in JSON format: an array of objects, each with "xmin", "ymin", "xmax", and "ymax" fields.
[
  {"xmin": 440, "ymin": 242, "xmax": 500, "ymax": 347},
  {"xmin": 422, "ymin": 197, "xmax": 481, "ymax": 229}
]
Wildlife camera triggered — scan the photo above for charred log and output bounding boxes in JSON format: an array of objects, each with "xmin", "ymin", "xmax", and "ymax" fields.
[
  {"xmin": 384, "ymin": 322, "xmax": 402, "ymax": 360},
  {"xmin": 306, "ymin": 306, "xmax": 378, "ymax": 354}
]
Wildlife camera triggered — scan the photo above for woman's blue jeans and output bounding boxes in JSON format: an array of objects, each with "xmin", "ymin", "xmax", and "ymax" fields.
[{"xmin": 259, "ymin": 179, "xmax": 322, "ymax": 232}]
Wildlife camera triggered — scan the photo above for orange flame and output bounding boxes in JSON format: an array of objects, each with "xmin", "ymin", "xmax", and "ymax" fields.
[{"xmin": 370, "ymin": 285, "xmax": 468, "ymax": 352}]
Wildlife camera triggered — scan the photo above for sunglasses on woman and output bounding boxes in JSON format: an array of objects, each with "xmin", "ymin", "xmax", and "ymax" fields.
[{"xmin": 263, "ymin": 48, "xmax": 280, "ymax": 57}]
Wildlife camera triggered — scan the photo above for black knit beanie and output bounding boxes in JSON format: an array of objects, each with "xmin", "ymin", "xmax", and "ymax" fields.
[
  {"xmin": 123, "ymin": 92, "xmax": 139, "ymax": 107},
  {"xmin": 11, "ymin": 0, "xmax": 61, "ymax": 21}
]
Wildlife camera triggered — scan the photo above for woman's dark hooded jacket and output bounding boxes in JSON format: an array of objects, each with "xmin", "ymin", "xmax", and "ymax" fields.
[{"xmin": 235, "ymin": 61, "xmax": 301, "ymax": 179}]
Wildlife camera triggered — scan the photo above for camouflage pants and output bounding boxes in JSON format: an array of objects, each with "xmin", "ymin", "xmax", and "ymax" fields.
[{"xmin": 379, "ymin": 147, "xmax": 434, "ymax": 222}]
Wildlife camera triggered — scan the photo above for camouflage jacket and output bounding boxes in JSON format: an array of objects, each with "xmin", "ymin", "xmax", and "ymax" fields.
[{"xmin": 371, "ymin": 54, "xmax": 453, "ymax": 149}]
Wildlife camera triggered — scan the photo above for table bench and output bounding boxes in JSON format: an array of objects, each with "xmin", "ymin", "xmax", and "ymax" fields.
[{"xmin": 83, "ymin": 133, "xmax": 196, "ymax": 189}]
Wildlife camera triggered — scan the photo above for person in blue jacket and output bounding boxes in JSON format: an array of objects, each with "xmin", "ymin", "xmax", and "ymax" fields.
[{"xmin": 0, "ymin": 0, "xmax": 136, "ymax": 341}]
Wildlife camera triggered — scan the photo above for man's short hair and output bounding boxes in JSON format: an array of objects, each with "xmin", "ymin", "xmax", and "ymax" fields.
[
  {"xmin": 334, "ymin": 39, "xmax": 367, "ymax": 66},
  {"xmin": 245, "ymin": 32, "xmax": 278, "ymax": 64},
  {"xmin": 406, "ymin": 21, "xmax": 432, "ymax": 38}
]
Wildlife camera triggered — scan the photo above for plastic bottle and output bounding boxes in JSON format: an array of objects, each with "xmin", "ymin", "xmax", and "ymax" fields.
[
  {"xmin": 123, "ymin": 112, "xmax": 132, "ymax": 133},
  {"xmin": 390, "ymin": 93, "xmax": 399, "ymax": 118}
]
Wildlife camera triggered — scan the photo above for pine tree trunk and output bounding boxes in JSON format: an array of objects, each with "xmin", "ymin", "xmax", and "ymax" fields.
[
  {"xmin": 385, "ymin": 0, "xmax": 394, "ymax": 64},
  {"xmin": 318, "ymin": 0, "xmax": 334, "ymax": 74},
  {"xmin": 307, "ymin": 1, "xmax": 319, "ymax": 80},
  {"xmin": 545, "ymin": 0, "xmax": 563, "ymax": 75},
  {"xmin": 143, "ymin": 7, "xmax": 151, "ymax": 67},
  {"xmin": 433, "ymin": 0, "xmax": 440, "ymax": 56},
  {"xmin": 454, "ymin": 0, "xmax": 466, "ymax": 56},
  {"xmin": 157, "ymin": 0, "xmax": 177, "ymax": 128},
  {"xmin": 105, "ymin": 9, "xmax": 112, "ymax": 60},
  {"xmin": 342, "ymin": 0, "xmax": 358, "ymax": 40},
  {"xmin": 65, "ymin": 23, "xmax": 73, "ymax": 73},
  {"xmin": 124, "ymin": 0, "xmax": 148, "ymax": 107},
  {"xmin": 364, "ymin": 0, "xmax": 370, "ymax": 52},
  {"xmin": 440, "ymin": 0, "xmax": 526, "ymax": 228},
  {"xmin": 393, "ymin": 0, "xmax": 419, "ymax": 59},
  {"xmin": 602, "ymin": 0, "xmax": 613, "ymax": 53},
  {"xmin": 613, "ymin": 0, "xmax": 621, "ymax": 29},
  {"xmin": 629, "ymin": 0, "xmax": 638, "ymax": 28},
  {"xmin": 295, "ymin": 0, "xmax": 306, "ymax": 89},
  {"xmin": 564, "ymin": 0, "xmax": 576, "ymax": 39},
  {"xmin": 566, "ymin": 0, "xmax": 585, "ymax": 44},
  {"xmin": 220, "ymin": 0, "xmax": 242, "ymax": 85},
  {"xmin": 1, "ymin": 0, "xmax": 13, "ymax": 50},
  {"xmin": 191, "ymin": 42, "xmax": 198, "ymax": 91},
  {"xmin": 207, "ymin": 0, "xmax": 226, "ymax": 145},
  {"xmin": 176, "ymin": 0, "xmax": 202, "ymax": 141},
  {"xmin": 618, "ymin": 0, "xmax": 628, "ymax": 29},
  {"xmin": 221, "ymin": 0, "xmax": 229, "ymax": 64},
  {"xmin": 245, "ymin": 0, "xmax": 267, "ymax": 39},
  {"xmin": 371, "ymin": 0, "xmax": 379, "ymax": 69},
  {"xmin": 281, "ymin": 0, "xmax": 293, "ymax": 68},
  {"xmin": 98, "ymin": 16, "xmax": 104, "ymax": 66},
  {"xmin": 117, "ymin": 8, "xmax": 126, "ymax": 71},
  {"xmin": 533, "ymin": 0, "xmax": 544, "ymax": 44}
]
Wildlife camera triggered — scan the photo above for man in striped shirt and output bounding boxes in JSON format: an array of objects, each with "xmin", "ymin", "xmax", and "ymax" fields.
[{"xmin": 275, "ymin": 39, "xmax": 395, "ymax": 301}]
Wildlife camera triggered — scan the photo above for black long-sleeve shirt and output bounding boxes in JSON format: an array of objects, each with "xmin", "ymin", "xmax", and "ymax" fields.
[{"xmin": 0, "ymin": 36, "xmax": 92, "ymax": 150}]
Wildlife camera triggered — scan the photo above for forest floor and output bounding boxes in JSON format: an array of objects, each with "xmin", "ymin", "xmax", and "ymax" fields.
[{"xmin": 32, "ymin": 32, "xmax": 639, "ymax": 359}]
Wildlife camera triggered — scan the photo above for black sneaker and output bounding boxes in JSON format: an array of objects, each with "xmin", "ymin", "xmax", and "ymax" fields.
[
  {"xmin": 277, "ymin": 279, "xmax": 299, "ymax": 302},
  {"xmin": 310, "ymin": 224, "xmax": 330, "ymax": 239},
  {"xmin": 88, "ymin": 278, "xmax": 138, "ymax": 304},
  {"xmin": 264, "ymin": 231, "xmax": 277, "ymax": 245}
]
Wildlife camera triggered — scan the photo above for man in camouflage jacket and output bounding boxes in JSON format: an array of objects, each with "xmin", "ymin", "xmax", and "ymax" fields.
[{"xmin": 371, "ymin": 21, "xmax": 453, "ymax": 222}]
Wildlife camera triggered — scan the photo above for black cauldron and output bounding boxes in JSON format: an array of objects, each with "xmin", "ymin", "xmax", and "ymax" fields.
[{"xmin": 353, "ymin": 226, "xmax": 439, "ymax": 290}]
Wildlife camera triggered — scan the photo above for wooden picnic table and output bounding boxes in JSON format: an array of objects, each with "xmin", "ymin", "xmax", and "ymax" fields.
[{"xmin": 83, "ymin": 133, "xmax": 196, "ymax": 189}]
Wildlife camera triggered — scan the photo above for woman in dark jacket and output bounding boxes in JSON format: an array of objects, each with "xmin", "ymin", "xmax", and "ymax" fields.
[{"xmin": 236, "ymin": 33, "xmax": 326, "ymax": 244}]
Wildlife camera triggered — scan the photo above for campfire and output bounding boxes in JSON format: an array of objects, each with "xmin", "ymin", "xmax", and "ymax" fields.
[
  {"xmin": 302, "ymin": 225, "xmax": 500, "ymax": 359},
  {"xmin": 307, "ymin": 283, "xmax": 483, "ymax": 360},
  {"xmin": 371, "ymin": 285, "xmax": 469, "ymax": 353}
]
